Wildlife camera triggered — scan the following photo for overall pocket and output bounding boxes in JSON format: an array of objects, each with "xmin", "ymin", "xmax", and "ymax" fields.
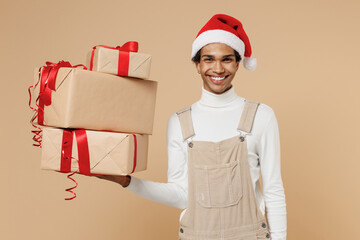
[{"xmin": 194, "ymin": 160, "xmax": 242, "ymax": 208}]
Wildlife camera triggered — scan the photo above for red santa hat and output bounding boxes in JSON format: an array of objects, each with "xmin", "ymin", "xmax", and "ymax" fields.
[{"xmin": 192, "ymin": 14, "xmax": 257, "ymax": 71}]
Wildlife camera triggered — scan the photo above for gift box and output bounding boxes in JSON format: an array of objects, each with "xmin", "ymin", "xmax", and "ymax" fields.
[
  {"xmin": 90, "ymin": 42, "xmax": 151, "ymax": 79},
  {"xmin": 31, "ymin": 65, "xmax": 157, "ymax": 134},
  {"xmin": 41, "ymin": 127, "xmax": 148, "ymax": 175}
]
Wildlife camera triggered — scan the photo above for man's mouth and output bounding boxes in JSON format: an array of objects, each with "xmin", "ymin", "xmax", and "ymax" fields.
[{"xmin": 208, "ymin": 75, "xmax": 228, "ymax": 84}]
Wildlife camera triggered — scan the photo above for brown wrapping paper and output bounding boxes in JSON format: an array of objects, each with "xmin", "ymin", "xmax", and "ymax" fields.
[
  {"xmin": 31, "ymin": 68, "xmax": 157, "ymax": 134},
  {"xmin": 41, "ymin": 127, "xmax": 148, "ymax": 175},
  {"xmin": 91, "ymin": 46, "xmax": 152, "ymax": 79}
]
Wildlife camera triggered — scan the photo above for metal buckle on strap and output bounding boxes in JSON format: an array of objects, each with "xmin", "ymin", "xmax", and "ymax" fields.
[
  {"xmin": 237, "ymin": 130, "xmax": 248, "ymax": 142},
  {"xmin": 186, "ymin": 137, "xmax": 194, "ymax": 148}
]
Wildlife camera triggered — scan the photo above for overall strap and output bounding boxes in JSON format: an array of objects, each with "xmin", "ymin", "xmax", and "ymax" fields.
[
  {"xmin": 176, "ymin": 106, "xmax": 195, "ymax": 141},
  {"xmin": 237, "ymin": 99, "xmax": 260, "ymax": 134}
]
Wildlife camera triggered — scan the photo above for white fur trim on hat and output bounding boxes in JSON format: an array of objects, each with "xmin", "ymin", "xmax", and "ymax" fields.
[{"xmin": 191, "ymin": 29, "xmax": 245, "ymax": 58}]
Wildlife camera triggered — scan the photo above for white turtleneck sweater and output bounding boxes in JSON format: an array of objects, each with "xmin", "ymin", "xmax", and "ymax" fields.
[{"xmin": 126, "ymin": 86, "xmax": 287, "ymax": 240}]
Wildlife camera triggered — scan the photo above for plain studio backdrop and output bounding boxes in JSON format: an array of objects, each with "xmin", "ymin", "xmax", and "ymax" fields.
[{"xmin": 1, "ymin": 0, "xmax": 359, "ymax": 239}]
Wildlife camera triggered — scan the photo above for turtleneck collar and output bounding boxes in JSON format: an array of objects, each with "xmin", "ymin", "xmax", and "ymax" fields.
[{"xmin": 199, "ymin": 85, "xmax": 240, "ymax": 108}]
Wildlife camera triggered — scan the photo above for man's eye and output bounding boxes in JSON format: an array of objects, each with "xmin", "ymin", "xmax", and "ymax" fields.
[
  {"xmin": 223, "ymin": 58, "xmax": 233, "ymax": 62},
  {"xmin": 204, "ymin": 58, "xmax": 212, "ymax": 61}
]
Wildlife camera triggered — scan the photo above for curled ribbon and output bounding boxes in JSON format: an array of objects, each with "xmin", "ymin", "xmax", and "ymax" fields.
[
  {"xmin": 65, "ymin": 172, "xmax": 78, "ymax": 201},
  {"xmin": 28, "ymin": 69, "xmax": 43, "ymax": 147},
  {"xmin": 28, "ymin": 61, "xmax": 87, "ymax": 147},
  {"xmin": 89, "ymin": 41, "xmax": 139, "ymax": 76},
  {"xmin": 60, "ymin": 129, "xmax": 91, "ymax": 200}
]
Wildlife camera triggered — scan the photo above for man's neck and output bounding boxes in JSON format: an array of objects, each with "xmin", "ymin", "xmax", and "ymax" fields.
[{"xmin": 199, "ymin": 85, "xmax": 239, "ymax": 108}]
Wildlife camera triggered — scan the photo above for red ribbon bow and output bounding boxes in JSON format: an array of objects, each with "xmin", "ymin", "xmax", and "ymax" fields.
[
  {"xmin": 38, "ymin": 61, "xmax": 87, "ymax": 125},
  {"xmin": 89, "ymin": 41, "xmax": 139, "ymax": 76},
  {"xmin": 28, "ymin": 61, "xmax": 87, "ymax": 147}
]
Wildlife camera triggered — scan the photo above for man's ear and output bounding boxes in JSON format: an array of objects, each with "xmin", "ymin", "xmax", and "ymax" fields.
[
  {"xmin": 236, "ymin": 61, "xmax": 240, "ymax": 70},
  {"xmin": 196, "ymin": 62, "xmax": 201, "ymax": 73}
]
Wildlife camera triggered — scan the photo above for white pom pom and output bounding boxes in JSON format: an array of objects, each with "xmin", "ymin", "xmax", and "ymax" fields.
[{"xmin": 243, "ymin": 57, "xmax": 257, "ymax": 71}]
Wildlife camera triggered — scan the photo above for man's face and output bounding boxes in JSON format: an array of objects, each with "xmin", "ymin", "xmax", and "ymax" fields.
[{"xmin": 196, "ymin": 43, "xmax": 239, "ymax": 95}]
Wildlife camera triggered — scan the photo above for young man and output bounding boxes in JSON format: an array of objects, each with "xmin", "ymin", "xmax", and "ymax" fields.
[{"xmin": 96, "ymin": 14, "xmax": 287, "ymax": 240}]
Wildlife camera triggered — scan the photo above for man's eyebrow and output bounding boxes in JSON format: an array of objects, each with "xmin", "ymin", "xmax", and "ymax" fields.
[
  {"xmin": 201, "ymin": 54, "xmax": 235, "ymax": 58},
  {"xmin": 201, "ymin": 54, "xmax": 214, "ymax": 58},
  {"xmin": 222, "ymin": 54, "xmax": 235, "ymax": 58}
]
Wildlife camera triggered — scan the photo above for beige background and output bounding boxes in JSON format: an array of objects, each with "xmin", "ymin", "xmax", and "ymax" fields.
[{"xmin": 1, "ymin": 0, "xmax": 359, "ymax": 239}]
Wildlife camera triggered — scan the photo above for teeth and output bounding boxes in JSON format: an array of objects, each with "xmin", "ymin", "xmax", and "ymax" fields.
[{"xmin": 210, "ymin": 76, "xmax": 225, "ymax": 81}]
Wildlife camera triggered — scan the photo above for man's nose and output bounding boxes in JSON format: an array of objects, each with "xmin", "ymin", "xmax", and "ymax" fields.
[{"xmin": 213, "ymin": 61, "xmax": 225, "ymax": 73}]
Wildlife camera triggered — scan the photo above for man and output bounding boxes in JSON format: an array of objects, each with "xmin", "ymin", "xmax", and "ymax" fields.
[{"xmin": 96, "ymin": 14, "xmax": 287, "ymax": 240}]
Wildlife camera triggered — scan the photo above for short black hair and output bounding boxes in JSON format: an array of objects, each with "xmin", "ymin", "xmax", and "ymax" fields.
[{"xmin": 191, "ymin": 47, "xmax": 241, "ymax": 63}]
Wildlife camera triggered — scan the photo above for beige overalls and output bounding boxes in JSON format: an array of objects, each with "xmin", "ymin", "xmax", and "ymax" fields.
[{"xmin": 176, "ymin": 99, "xmax": 271, "ymax": 240}]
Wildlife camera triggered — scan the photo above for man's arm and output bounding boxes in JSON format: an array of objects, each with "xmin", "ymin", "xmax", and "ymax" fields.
[{"xmin": 258, "ymin": 109, "xmax": 287, "ymax": 240}]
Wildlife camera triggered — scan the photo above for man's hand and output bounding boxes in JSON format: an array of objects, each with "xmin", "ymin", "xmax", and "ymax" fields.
[{"xmin": 94, "ymin": 175, "xmax": 131, "ymax": 188}]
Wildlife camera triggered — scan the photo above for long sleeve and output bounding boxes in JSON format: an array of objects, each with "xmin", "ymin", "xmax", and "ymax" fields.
[
  {"xmin": 258, "ymin": 109, "xmax": 287, "ymax": 240},
  {"xmin": 125, "ymin": 113, "xmax": 188, "ymax": 209}
]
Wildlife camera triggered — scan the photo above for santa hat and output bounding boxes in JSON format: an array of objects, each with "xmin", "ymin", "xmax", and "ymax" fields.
[{"xmin": 191, "ymin": 14, "xmax": 257, "ymax": 71}]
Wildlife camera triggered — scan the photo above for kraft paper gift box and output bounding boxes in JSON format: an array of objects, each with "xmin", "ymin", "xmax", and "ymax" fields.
[
  {"xmin": 90, "ymin": 44, "xmax": 151, "ymax": 79},
  {"xmin": 31, "ymin": 66, "xmax": 157, "ymax": 135},
  {"xmin": 41, "ymin": 127, "xmax": 148, "ymax": 175}
]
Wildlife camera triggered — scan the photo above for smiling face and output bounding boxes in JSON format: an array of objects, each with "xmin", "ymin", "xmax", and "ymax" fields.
[{"xmin": 196, "ymin": 43, "xmax": 240, "ymax": 95}]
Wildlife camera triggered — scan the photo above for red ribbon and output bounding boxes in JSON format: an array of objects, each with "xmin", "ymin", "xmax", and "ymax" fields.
[
  {"xmin": 28, "ymin": 71, "xmax": 43, "ymax": 147},
  {"xmin": 60, "ymin": 129, "xmax": 73, "ymax": 173},
  {"xmin": 75, "ymin": 129, "xmax": 91, "ymax": 176},
  {"xmin": 28, "ymin": 61, "xmax": 87, "ymax": 147},
  {"xmin": 65, "ymin": 172, "xmax": 78, "ymax": 201},
  {"xmin": 60, "ymin": 129, "xmax": 91, "ymax": 200},
  {"xmin": 89, "ymin": 41, "xmax": 139, "ymax": 76},
  {"xmin": 60, "ymin": 129, "xmax": 91, "ymax": 176},
  {"xmin": 131, "ymin": 134, "xmax": 137, "ymax": 174}
]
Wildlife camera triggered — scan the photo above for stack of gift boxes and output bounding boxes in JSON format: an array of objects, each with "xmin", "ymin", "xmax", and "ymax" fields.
[{"xmin": 30, "ymin": 42, "xmax": 157, "ymax": 184}]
